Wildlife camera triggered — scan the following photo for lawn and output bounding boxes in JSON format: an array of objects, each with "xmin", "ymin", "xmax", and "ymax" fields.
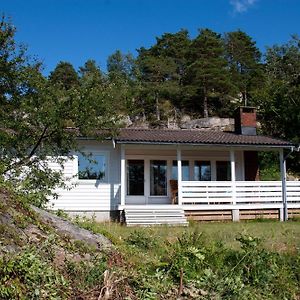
[
  {"xmin": 73, "ymin": 218, "xmax": 300, "ymax": 299},
  {"xmin": 76, "ymin": 218, "xmax": 300, "ymax": 253}
]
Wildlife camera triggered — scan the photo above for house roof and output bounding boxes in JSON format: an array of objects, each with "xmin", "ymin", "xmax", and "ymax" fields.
[{"xmin": 115, "ymin": 128, "xmax": 293, "ymax": 148}]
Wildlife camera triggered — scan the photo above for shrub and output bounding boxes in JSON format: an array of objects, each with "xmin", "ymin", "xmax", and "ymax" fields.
[{"xmin": 125, "ymin": 229, "xmax": 158, "ymax": 250}]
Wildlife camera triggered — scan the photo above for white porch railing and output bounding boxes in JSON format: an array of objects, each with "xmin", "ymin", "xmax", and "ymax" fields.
[{"xmin": 181, "ymin": 181, "xmax": 300, "ymax": 210}]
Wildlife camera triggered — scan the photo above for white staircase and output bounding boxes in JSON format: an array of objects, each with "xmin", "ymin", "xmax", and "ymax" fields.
[{"xmin": 123, "ymin": 207, "xmax": 188, "ymax": 226}]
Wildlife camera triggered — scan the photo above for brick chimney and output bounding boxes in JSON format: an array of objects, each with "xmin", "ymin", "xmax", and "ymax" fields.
[{"xmin": 235, "ymin": 106, "xmax": 257, "ymax": 135}]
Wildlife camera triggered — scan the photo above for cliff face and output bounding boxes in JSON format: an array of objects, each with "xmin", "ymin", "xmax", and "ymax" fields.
[
  {"xmin": 180, "ymin": 117, "xmax": 234, "ymax": 131},
  {"xmin": 124, "ymin": 115, "xmax": 235, "ymax": 132}
]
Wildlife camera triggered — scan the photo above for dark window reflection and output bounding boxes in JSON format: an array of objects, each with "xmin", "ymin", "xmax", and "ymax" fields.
[
  {"xmin": 194, "ymin": 161, "xmax": 211, "ymax": 181},
  {"xmin": 216, "ymin": 161, "xmax": 231, "ymax": 181},
  {"xmin": 78, "ymin": 153, "xmax": 106, "ymax": 180},
  {"xmin": 127, "ymin": 160, "xmax": 144, "ymax": 195},
  {"xmin": 151, "ymin": 160, "xmax": 167, "ymax": 196}
]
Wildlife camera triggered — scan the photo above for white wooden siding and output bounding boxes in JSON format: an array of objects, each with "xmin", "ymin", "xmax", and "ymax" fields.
[
  {"xmin": 49, "ymin": 182, "xmax": 120, "ymax": 211},
  {"xmin": 48, "ymin": 141, "xmax": 121, "ymax": 211}
]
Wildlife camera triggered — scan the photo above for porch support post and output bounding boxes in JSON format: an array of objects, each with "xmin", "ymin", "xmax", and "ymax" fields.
[
  {"xmin": 120, "ymin": 145, "xmax": 126, "ymax": 206},
  {"xmin": 280, "ymin": 149, "xmax": 288, "ymax": 221},
  {"xmin": 230, "ymin": 149, "xmax": 239, "ymax": 221},
  {"xmin": 177, "ymin": 147, "xmax": 182, "ymax": 206}
]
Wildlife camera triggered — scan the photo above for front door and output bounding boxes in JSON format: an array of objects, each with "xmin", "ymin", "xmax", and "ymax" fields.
[{"xmin": 126, "ymin": 160, "xmax": 146, "ymax": 204}]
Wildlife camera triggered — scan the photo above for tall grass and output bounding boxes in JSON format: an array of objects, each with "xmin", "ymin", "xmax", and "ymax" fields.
[{"xmin": 74, "ymin": 217, "xmax": 300, "ymax": 299}]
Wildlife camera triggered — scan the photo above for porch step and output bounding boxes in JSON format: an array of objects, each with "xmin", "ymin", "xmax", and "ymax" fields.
[{"xmin": 123, "ymin": 208, "xmax": 188, "ymax": 226}]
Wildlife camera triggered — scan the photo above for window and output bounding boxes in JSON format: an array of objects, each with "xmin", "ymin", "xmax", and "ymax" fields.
[
  {"xmin": 216, "ymin": 161, "xmax": 231, "ymax": 181},
  {"xmin": 78, "ymin": 153, "xmax": 107, "ymax": 180},
  {"xmin": 194, "ymin": 161, "xmax": 211, "ymax": 181},
  {"xmin": 172, "ymin": 160, "xmax": 190, "ymax": 181},
  {"xmin": 150, "ymin": 160, "xmax": 167, "ymax": 196},
  {"xmin": 127, "ymin": 160, "xmax": 144, "ymax": 196}
]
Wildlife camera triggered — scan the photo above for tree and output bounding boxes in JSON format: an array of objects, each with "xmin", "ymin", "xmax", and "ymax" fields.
[
  {"xmin": 79, "ymin": 59, "xmax": 104, "ymax": 87},
  {"xmin": 0, "ymin": 17, "xmax": 119, "ymax": 206},
  {"xmin": 136, "ymin": 30, "xmax": 190, "ymax": 123},
  {"xmin": 107, "ymin": 50, "xmax": 135, "ymax": 81},
  {"xmin": 224, "ymin": 30, "xmax": 262, "ymax": 105},
  {"xmin": 253, "ymin": 36, "xmax": 300, "ymax": 173},
  {"xmin": 49, "ymin": 61, "xmax": 79, "ymax": 90},
  {"xmin": 186, "ymin": 29, "xmax": 231, "ymax": 118},
  {"xmin": 107, "ymin": 50, "xmax": 142, "ymax": 120}
]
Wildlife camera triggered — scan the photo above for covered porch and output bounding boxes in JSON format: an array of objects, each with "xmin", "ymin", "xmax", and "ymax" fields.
[{"xmin": 118, "ymin": 143, "xmax": 300, "ymax": 222}]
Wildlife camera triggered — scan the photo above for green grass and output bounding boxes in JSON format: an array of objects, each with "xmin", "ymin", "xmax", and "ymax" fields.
[
  {"xmin": 71, "ymin": 217, "xmax": 300, "ymax": 297},
  {"xmin": 75, "ymin": 218, "xmax": 300, "ymax": 253},
  {"xmin": 73, "ymin": 218, "xmax": 300, "ymax": 299}
]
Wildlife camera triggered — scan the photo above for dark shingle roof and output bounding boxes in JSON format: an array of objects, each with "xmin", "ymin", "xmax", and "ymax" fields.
[{"xmin": 116, "ymin": 128, "xmax": 293, "ymax": 148}]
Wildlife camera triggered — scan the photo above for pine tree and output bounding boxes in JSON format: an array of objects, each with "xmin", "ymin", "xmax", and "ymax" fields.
[
  {"xmin": 49, "ymin": 61, "xmax": 79, "ymax": 90},
  {"xmin": 224, "ymin": 30, "xmax": 262, "ymax": 105},
  {"xmin": 186, "ymin": 29, "xmax": 231, "ymax": 117}
]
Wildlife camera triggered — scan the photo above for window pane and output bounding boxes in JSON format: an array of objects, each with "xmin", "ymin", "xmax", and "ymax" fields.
[
  {"xmin": 151, "ymin": 160, "xmax": 167, "ymax": 196},
  {"xmin": 194, "ymin": 161, "xmax": 211, "ymax": 181},
  {"xmin": 78, "ymin": 153, "xmax": 106, "ymax": 180},
  {"xmin": 172, "ymin": 160, "xmax": 189, "ymax": 181},
  {"xmin": 127, "ymin": 160, "xmax": 144, "ymax": 196},
  {"xmin": 216, "ymin": 161, "xmax": 231, "ymax": 181}
]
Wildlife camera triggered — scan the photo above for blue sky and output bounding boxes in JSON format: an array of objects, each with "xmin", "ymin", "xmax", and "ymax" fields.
[{"xmin": 2, "ymin": 0, "xmax": 300, "ymax": 75}]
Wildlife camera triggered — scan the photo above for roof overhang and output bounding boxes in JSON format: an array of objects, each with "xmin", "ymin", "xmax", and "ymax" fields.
[{"xmin": 115, "ymin": 140, "xmax": 295, "ymax": 150}]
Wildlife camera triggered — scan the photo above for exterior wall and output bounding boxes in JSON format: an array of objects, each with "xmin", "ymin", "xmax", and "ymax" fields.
[
  {"xmin": 48, "ymin": 142, "xmax": 251, "ymax": 216},
  {"xmin": 48, "ymin": 140, "xmax": 121, "ymax": 218}
]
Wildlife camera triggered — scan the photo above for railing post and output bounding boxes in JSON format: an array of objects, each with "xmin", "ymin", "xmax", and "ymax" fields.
[
  {"xmin": 230, "ymin": 149, "xmax": 239, "ymax": 221},
  {"xmin": 177, "ymin": 147, "xmax": 182, "ymax": 206},
  {"xmin": 280, "ymin": 149, "xmax": 288, "ymax": 221},
  {"xmin": 120, "ymin": 145, "xmax": 126, "ymax": 206}
]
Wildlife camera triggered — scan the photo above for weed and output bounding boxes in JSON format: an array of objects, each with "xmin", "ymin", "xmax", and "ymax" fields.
[
  {"xmin": 0, "ymin": 247, "xmax": 69, "ymax": 299},
  {"xmin": 125, "ymin": 229, "xmax": 158, "ymax": 250}
]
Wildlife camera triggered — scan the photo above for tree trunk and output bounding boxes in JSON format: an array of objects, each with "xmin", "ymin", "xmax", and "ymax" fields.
[
  {"xmin": 203, "ymin": 86, "xmax": 208, "ymax": 118},
  {"xmin": 243, "ymin": 89, "xmax": 248, "ymax": 106},
  {"xmin": 155, "ymin": 92, "xmax": 160, "ymax": 121}
]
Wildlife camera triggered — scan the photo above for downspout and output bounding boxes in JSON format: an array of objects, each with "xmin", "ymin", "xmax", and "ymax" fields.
[{"xmin": 282, "ymin": 145, "xmax": 299, "ymax": 221}]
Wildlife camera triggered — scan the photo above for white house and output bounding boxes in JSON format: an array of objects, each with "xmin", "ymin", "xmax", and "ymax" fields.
[{"xmin": 49, "ymin": 107, "xmax": 300, "ymax": 225}]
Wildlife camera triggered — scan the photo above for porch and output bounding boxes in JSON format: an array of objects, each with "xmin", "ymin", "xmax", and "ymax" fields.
[
  {"xmin": 118, "ymin": 144, "xmax": 300, "ymax": 223},
  {"xmin": 119, "ymin": 181, "xmax": 300, "ymax": 221}
]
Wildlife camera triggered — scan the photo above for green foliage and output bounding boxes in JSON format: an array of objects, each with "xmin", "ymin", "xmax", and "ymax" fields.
[
  {"xmin": 253, "ymin": 36, "xmax": 300, "ymax": 173},
  {"xmin": 49, "ymin": 61, "xmax": 79, "ymax": 90},
  {"xmin": 258, "ymin": 152, "xmax": 280, "ymax": 180},
  {"xmin": 165, "ymin": 230, "xmax": 206, "ymax": 280},
  {"xmin": 186, "ymin": 28, "xmax": 232, "ymax": 117},
  {"xmin": 224, "ymin": 30, "xmax": 263, "ymax": 106},
  {"xmin": 0, "ymin": 16, "xmax": 121, "ymax": 207},
  {"xmin": 125, "ymin": 229, "xmax": 158, "ymax": 250},
  {"xmin": 0, "ymin": 248, "xmax": 69, "ymax": 299},
  {"xmin": 80, "ymin": 222, "xmax": 300, "ymax": 299}
]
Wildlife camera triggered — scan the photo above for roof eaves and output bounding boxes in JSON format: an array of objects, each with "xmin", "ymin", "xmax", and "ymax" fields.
[{"xmin": 115, "ymin": 140, "xmax": 294, "ymax": 149}]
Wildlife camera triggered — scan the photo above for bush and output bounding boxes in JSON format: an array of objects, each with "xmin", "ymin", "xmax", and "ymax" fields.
[{"xmin": 125, "ymin": 229, "xmax": 158, "ymax": 250}]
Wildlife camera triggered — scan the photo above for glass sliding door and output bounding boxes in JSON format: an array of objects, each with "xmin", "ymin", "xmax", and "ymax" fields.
[
  {"xmin": 150, "ymin": 160, "xmax": 167, "ymax": 196},
  {"xmin": 194, "ymin": 161, "xmax": 211, "ymax": 181},
  {"xmin": 127, "ymin": 160, "xmax": 144, "ymax": 195},
  {"xmin": 172, "ymin": 160, "xmax": 190, "ymax": 181},
  {"xmin": 216, "ymin": 161, "xmax": 231, "ymax": 181}
]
